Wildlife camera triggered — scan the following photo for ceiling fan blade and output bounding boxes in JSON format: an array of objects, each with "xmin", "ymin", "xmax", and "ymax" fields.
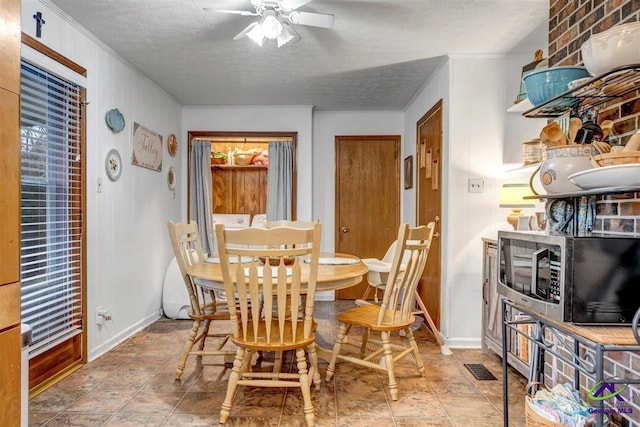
[
  {"xmin": 233, "ymin": 21, "xmax": 260, "ymax": 40},
  {"xmin": 203, "ymin": 8, "xmax": 259, "ymax": 17},
  {"xmin": 280, "ymin": 0, "xmax": 313, "ymax": 10},
  {"xmin": 288, "ymin": 11, "xmax": 334, "ymax": 28}
]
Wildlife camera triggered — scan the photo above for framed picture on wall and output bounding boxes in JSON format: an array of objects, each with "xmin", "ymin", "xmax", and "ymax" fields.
[
  {"xmin": 132, "ymin": 122, "xmax": 163, "ymax": 172},
  {"xmin": 404, "ymin": 155, "xmax": 413, "ymax": 189}
]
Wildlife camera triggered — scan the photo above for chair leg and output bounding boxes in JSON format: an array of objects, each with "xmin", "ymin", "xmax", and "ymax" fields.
[
  {"xmin": 273, "ymin": 351, "xmax": 283, "ymax": 373},
  {"xmin": 413, "ymin": 291, "xmax": 452, "ymax": 355},
  {"xmin": 381, "ymin": 331, "xmax": 399, "ymax": 401},
  {"xmin": 307, "ymin": 343, "xmax": 321, "ymax": 389},
  {"xmin": 325, "ymin": 322, "xmax": 349, "ymax": 382},
  {"xmin": 296, "ymin": 348, "xmax": 315, "ymax": 427},
  {"xmin": 198, "ymin": 319, "xmax": 211, "ymax": 351},
  {"xmin": 405, "ymin": 328, "xmax": 426, "ymax": 376},
  {"xmin": 360, "ymin": 284, "xmax": 372, "ymax": 301},
  {"xmin": 175, "ymin": 319, "xmax": 201, "ymax": 380},
  {"xmin": 360, "ymin": 327, "xmax": 370, "ymax": 358},
  {"xmin": 220, "ymin": 347, "xmax": 245, "ymax": 424}
]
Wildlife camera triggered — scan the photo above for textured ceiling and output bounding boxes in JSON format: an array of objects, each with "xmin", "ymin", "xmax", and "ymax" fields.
[{"xmin": 45, "ymin": 0, "xmax": 548, "ymax": 111}]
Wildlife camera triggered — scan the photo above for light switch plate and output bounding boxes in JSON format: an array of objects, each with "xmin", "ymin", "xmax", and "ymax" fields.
[{"xmin": 468, "ymin": 178, "xmax": 484, "ymax": 193}]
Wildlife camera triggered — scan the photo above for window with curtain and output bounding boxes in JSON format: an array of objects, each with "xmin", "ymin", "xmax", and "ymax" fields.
[{"xmin": 20, "ymin": 59, "xmax": 85, "ymax": 359}]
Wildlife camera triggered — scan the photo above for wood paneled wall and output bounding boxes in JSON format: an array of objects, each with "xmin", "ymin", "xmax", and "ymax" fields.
[{"xmin": 212, "ymin": 166, "xmax": 268, "ymax": 218}]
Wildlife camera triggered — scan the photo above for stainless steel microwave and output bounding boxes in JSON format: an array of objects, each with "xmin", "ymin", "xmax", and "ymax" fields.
[{"xmin": 497, "ymin": 230, "xmax": 640, "ymax": 324}]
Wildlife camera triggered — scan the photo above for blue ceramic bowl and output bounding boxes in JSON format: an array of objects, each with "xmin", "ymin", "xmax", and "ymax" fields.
[{"xmin": 523, "ymin": 66, "xmax": 591, "ymax": 106}]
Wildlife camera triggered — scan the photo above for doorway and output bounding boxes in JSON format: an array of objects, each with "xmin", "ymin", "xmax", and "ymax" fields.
[
  {"xmin": 20, "ymin": 37, "xmax": 88, "ymax": 391},
  {"xmin": 416, "ymin": 100, "xmax": 443, "ymax": 328},
  {"xmin": 187, "ymin": 131, "xmax": 298, "ymax": 220},
  {"xmin": 334, "ymin": 135, "xmax": 400, "ymax": 299}
]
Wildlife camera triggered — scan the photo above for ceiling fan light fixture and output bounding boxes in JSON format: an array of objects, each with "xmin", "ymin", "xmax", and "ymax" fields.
[
  {"xmin": 246, "ymin": 23, "xmax": 265, "ymax": 46},
  {"xmin": 261, "ymin": 10, "xmax": 283, "ymax": 39},
  {"xmin": 277, "ymin": 23, "xmax": 299, "ymax": 47}
]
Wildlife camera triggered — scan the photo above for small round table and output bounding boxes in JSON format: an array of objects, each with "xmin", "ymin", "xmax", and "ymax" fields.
[
  {"xmin": 186, "ymin": 253, "xmax": 368, "ymax": 363},
  {"xmin": 187, "ymin": 253, "xmax": 368, "ymax": 293}
]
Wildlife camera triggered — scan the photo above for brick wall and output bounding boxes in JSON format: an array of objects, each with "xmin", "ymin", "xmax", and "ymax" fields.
[
  {"xmin": 543, "ymin": 2, "xmax": 640, "ymax": 426},
  {"xmin": 549, "ymin": 0, "xmax": 640, "ymax": 69},
  {"xmin": 594, "ymin": 193, "xmax": 640, "ymax": 234},
  {"xmin": 549, "ymin": 0, "xmax": 640, "ymax": 148}
]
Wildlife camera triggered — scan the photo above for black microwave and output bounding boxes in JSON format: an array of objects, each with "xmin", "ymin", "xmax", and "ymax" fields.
[{"xmin": 497, "ymin": 230, "xmax": 640, "ymax": 324}]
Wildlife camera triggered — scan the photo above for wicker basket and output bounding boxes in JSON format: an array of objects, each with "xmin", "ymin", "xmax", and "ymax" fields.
[
  {"xmin": 524, "ymin": 382, "xmax": 568, "ymax": 427},
  {"xmin": 233, "ymin": 152, "xmax": 255, "ymax": 166},
  {"xmin": 591, "ymin": 151, "xmax": 640, "ymax": 167}
]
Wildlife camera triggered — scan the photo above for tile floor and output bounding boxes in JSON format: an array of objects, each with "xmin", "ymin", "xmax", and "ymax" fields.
[{"xmin": 29, "ymin": 301, "xmax": 528, "ymax": 426}]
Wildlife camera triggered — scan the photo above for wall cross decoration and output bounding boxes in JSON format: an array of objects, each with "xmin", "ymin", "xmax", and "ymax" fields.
[{"xmin": 33, "ymin": 12, "xmax": 45, "ymax": 38}]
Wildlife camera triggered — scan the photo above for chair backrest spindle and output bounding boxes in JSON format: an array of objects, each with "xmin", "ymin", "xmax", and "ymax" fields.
[
  {"xmin": 377, "ymin": 223, "xmax": 435, "ymax": 327},
  {"xmin": 215, "ymin": 222, "xmax": 322, "ymax": 347}
]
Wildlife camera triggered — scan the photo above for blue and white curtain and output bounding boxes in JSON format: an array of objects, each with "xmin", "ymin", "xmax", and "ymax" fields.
[
  {"xmin": 267, "ymin": 141, "xmax": 294, "ymax": 220},
  {"xmin": 190, "ymin": 139, "xmax": 215, "ymax": 254}
]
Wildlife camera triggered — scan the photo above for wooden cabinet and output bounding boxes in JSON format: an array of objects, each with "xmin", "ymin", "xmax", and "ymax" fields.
[
  {"xmin": 0, "ymin": 0, "xmax": 23, "ymax": 424},
  {"xmin": 0, "ymin": 89, "xmax": 20, "ymax": 285},
  {"xmin": 0, "ymin": 326, "xmax": 21, "ymax": 426},
  {"xmin": 212, "ymin": 166, "xmax": 268, "ymax": 218},
  {"xmin": 481, "ymin": 238, "xmax": 529, "ymax": 378},
  {"xmin": 0, "ymin": 0, "xmax": 20, "ymax": 93}
]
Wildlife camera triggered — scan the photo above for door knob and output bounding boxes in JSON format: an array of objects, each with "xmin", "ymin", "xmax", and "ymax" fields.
[
  {"xmin": 434, "ymin": 232, "xmax": 440, "ymax": 239},
  {"xmin": 435, "ymin": 216, "xmax": 441, "ymax": 223},
  {"xmin": 340, "ymin": 227, "xmax": 349, "ymax": 233}
]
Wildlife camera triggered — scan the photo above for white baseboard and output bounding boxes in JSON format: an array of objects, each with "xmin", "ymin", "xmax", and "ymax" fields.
[
  {"xmin": 88, "ymin": 311, "xmax": 161, "ymax": 362},
  {"xmin": 443, "ymin": 337, "xmax": 482, "ymax": 349},
  {"xmin": 315, "ymin": 291, "xmax": 335, "ymax": 301}
]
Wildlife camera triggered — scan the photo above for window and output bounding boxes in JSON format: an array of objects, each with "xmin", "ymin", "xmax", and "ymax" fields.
[{"xmin": 20, "ymin": 59, "xmax": 84, "ymax": 358}]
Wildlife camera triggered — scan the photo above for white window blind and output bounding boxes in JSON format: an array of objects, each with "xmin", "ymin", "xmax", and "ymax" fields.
[{"xmin": 20, "ymin": 60, "xmax": 84, "ymax": 357}]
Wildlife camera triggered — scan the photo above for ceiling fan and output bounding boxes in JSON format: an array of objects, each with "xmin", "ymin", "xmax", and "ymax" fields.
[{"xmin": 205, "ymin": 0, "xmax": 335, "ymax": 47}]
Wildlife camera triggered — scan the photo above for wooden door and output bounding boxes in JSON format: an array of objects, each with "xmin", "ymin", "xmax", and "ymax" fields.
[
  {"xmin": 335, "ymin": 135, "xmax": 400, "ymax": 299},
  {"xmin": 416, "ymin": 100, "xmax": 443, "ymax": 328}
]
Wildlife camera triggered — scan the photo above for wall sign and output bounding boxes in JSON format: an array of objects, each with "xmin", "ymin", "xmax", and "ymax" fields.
[{"xmin": 132, "ymin": 122, "xmax": 162, "ymax": 172}]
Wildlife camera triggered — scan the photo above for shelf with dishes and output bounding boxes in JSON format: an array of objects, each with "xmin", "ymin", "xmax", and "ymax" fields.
[
  {"xmin": 526, "ymin": 159, "xmax": 640, "ymax": 199},
  {"xmin": 522, "ymin": 64, "xmax": 640, "ymax": 119},
  {"xmin": 211, "ymin": 164, "xmax": 268, "ymax": 170},
  {"xmin": 525, "ymin": 186, "xmax": 640, "ymax": 200}
]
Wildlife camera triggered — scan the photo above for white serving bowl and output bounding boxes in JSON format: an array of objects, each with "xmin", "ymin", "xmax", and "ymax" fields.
[
  {"xmin": 537, "ymin": 145, "xmax": 596, "ymax": 194},
  {"xmin": 581, "ymin": 22, "xmax": 640, "ymax": 76}
]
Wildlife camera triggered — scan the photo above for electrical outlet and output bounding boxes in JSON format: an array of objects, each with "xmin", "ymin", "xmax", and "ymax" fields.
[
  {"xmin": 96, "ymin": 306, "xmax": 105, "ymax": 325},
  {"xmin": 96, "ymin": 307, "xmax": 112, "ymax": 325},
  {"xmin": 468, "ymin": 178, "xmax": 484, "ymax": 193}
]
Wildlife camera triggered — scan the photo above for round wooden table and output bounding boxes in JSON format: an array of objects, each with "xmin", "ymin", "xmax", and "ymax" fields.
[
  {"xmin": 187, "ymin": 253, "xmax": 368, "ymax": 293},
  {"xmin": 187, "ymin": 253, "xmax": 368, "ymax": 364}
]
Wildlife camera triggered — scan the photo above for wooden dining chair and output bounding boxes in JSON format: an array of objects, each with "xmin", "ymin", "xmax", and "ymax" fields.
[
  {"xmin": 215, "ymin": 222, "xmax": 322, "ymax": 427},
  {"xmin": 358, "ymin": 235, "xmax": 452, "ymax": 355},
  {"xmin": 167, "ymin": 221, "xmax": 231, "ymax": 381},
  {"xmin": 325, "ymin": 222, "xmax": 436, "ymax": 401},
  {"xmin": 264, "ymin": 219, "xmax": 319, "ymax": 229}
]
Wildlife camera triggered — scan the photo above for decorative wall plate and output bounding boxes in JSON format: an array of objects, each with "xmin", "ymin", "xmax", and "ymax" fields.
[
  {"xmin": 167, "ymin": 133, "xmax": 177, "ymax": 157},
  {"xmin": 105, "ymin": 149, "xmax": 122, "ymax": 181},
  {"xmin": 167, "ymin": 166, "xmax": 176, "ymax": 190},
  {"xmin": 105, "ymin": 108, "xmax": 125, "ymax": 133}
]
